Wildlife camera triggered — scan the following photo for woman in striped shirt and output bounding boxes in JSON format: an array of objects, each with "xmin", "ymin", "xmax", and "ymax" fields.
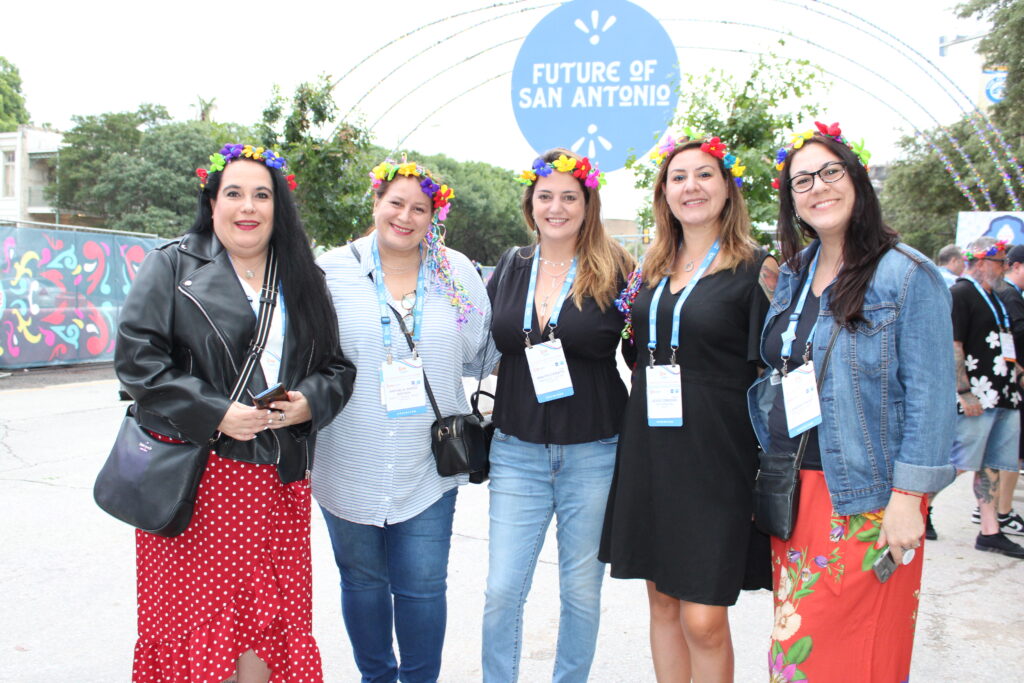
[{"xmin": 314, "ymin": 159, "xmax": 498, "ymax": 683}]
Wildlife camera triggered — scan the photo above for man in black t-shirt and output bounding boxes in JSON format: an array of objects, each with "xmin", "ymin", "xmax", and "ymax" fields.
[
  {"xmin": 990, "ymin": 244, "xmax": 1024, "ymax": 536},
  {"xmin": 946, "ymin": 237, "xmax": 1024, "ymax": 558}
]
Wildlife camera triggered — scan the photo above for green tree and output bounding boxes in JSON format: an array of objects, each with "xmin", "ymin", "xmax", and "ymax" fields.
[
  {"xmin": 626, "ymin": 48, "xmax": 826, "ymax": 244},
  {"xmin": 881, "ymin": 115, "xmax": 1023, "ymax": 257},
  {"xmin": 959, "ymin": 0, "xmax": 1024, "ymax": 137},
  {"xmin": 0, "ymin": 57, "xmax": 30, "ymax": 132},
  {"xmin": 258, "ymin": 76, "xmax": 378, "ymax": 245},
  {"xmin": 418, "ymin": 153, "xmax": 527, "ymax": 263}
]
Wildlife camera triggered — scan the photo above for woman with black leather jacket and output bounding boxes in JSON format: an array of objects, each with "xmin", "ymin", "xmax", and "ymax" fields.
[{"xmin": 114, "ymin": 144, "xmax": 354, "ymax": 683}]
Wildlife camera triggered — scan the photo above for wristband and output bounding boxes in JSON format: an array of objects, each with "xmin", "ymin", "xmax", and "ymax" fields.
[{"xmin": 892, "ymin": 488, "xmax": 924, "ymax": 498}]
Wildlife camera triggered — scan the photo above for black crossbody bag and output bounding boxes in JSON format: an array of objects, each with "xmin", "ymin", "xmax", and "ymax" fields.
[
  {"xmin": 753, "ymin": 323, "xmax": 841, "ymax": 541},
  {"xmin": 94, "ymin": 250, "xmax": 279, "ymax": 536}
]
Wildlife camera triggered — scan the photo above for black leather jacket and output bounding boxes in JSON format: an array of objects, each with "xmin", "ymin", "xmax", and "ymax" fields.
[{"xmin": 114, "ymin": 230, "xmax": 355, "ymax": 483}]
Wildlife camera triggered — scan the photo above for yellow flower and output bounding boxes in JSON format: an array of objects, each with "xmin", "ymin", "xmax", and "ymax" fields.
[
  {"xmin": 775, "ymin": 162, "xmax": 784, "ymax": 172},
  {"xmin": 731, "ymin": 162, "xmax": 746, "ymax": 177},
  {"xmin": 518, "ymin": 170, "xmax": 537, "ymax": 184},
  {"xmin": 242, "ymin": 144, "xmax": 254, "ymax": 158},
  {"xmin": 253, "ymin": 146, "xmax": 265, "ymax": 158},
  {"xmin": 371, "ymin": 163, "xmax": 391, "ymax": 180},
  {"xmin": 552, "ymin": 154, "xmax": 576, "ymax": 173},
  {"xmin": 791, "ymin": 130, "xmax": 813, "ymax": 149},
  {"xmin": 862, "ymin": 510, "xmax": 885, "ymax": 524},
  {"xmin": 397, "ymin": 162, "xmax": 419, "ymax": 177}
]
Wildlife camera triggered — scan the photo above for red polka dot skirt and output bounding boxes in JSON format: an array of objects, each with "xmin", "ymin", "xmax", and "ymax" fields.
[{"xmin": 132, "ymin": 451, "xmax": 323, "ymax": 682}]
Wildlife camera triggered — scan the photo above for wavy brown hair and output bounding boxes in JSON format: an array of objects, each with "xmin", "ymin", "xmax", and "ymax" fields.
[
  {"xmin": 520, "ymin": 148, "xmax": 635, "ymax": 310},
  {"xmin": 777, "ymin": 134, "xmax": 898, "ymax": 326},
  {"xmin": 642, "ymin": 139, "xmax": 756, "ymax": 287}
]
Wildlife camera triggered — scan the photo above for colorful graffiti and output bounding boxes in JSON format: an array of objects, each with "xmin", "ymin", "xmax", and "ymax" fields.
[{"xmin": 0, "ymin": 226, "xmax": 165, "ymax": 368}]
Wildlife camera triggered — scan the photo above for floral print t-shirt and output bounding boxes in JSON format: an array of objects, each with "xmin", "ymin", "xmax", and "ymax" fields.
[{"xmin": 951, "ymin": 278, "xmax": 1021, "ymax": 411}]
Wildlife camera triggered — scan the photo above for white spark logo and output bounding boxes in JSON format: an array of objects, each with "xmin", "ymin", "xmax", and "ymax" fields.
[
  {"xmin": 572, "ymin": 123, "xmax": 613, "ymax": 160},
  {"xmin": 574, "ymin": 10, "xmax": 617, "ymax": 45}
]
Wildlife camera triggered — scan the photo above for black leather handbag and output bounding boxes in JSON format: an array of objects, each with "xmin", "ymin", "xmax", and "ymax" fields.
[
  {"xmin": 94, "ymin": 251, "xmax": 279, "ymax": 537},
  {"xmin": 389, "ymin": 303, "xmax": 492, "ymax": 483},
  {"xmin": 754, "ymin": 324, "xmax": 840, "ymax": 541}
]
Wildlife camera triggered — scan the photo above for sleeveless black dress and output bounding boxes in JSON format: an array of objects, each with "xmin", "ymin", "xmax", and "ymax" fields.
[{"xmin": 599, "ymin": 251, "xmax": 772, "ymax": 605}]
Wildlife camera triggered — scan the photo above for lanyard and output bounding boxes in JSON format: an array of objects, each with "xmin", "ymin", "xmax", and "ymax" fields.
[
  {"xmin": 523, "ymin": 247, "xmax": 577, "ymax": 344},
  {"xmin": 964, "ymin": 275, "xmax": 1010, "ymax": 330},
  {"xmin": 780, "ymin": 250, "xmax": 820, "ymax": 369},
  {"xmin": 1005, "ymin": 277, "xmax": 1022, "ymax": 295},
  {"xmin": 371, "ymin": 235, "xmax": 427, "ymax": 360},
  {"xmin": 648, "ymin": 240, "xmax": 720, "ymax": 365}
]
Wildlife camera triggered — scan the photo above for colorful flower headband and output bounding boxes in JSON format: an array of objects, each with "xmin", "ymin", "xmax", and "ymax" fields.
[
  {"xmin": 195, "ymin": 143, "xmax": 297, "ymax": 191},
  {"xmin": 649, "ymin": 129, "xmax": 746, "ymax": 188},
  {"xmin": 964, "ymin": 239, "xmax": 1009, "ymax": 262},
  {"xmin": 369, "ymin": 159, "xmax": 454, "ymax": 222},
  {"xmin": 516, "ymin": 154, "xmax": 606, "ymax": 190},
  {"xmin": 771, "ymin": 121, "xmax": 871, "ymax": 190}
]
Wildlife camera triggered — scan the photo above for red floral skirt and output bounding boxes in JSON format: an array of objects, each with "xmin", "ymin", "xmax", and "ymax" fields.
[
  {"xmin": 132, "ymin": 452, "xmax": 322, "ymax": 683},
  {"xmin": 769, "ymin": 471, "xmax": 926, "ymax": 683}
]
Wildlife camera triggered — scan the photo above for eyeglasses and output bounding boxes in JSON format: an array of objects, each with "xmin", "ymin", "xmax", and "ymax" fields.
[
  {"xmin": 789, "ymin": 161, "xmax": 848, "ymax": 193},
  {"xmin": 981, "ymin": 257, "xmax": 1007, "ymax": 265}
]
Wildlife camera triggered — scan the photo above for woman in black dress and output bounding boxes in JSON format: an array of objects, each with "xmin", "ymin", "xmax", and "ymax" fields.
[{"xmin": 600, "ymin": 135, "xmax": 776, "ymax": 682}]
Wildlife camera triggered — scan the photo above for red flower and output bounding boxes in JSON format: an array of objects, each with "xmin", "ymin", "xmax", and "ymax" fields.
[
  {"xmin": 195, "ymin": 168, "xmax": 208, "ymax": 184},
  {"xmin": 286, "ymin": 174, "xmax": 298, "ymax": 191},
  {"xmin": 700, "ymin": 137, "xmax": 726, "ymax": 159},
  {"xmin": 815, "ymin": 121, "xmax": 842, "ymax": 137},
  {"xmin": 572, "ymin": 157, "xmax": 592, "ymax": 179},
  {"xmin": 433, "ymin": 187, "xmax": 453, "ymax": 208},
  {"xmin": 771, "ymin": 177, "xmax": 781, "ymax": 190}
]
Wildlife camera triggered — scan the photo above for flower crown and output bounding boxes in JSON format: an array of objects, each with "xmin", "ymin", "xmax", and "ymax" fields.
[
  {"xmin": 649, "ymin": 129, "xmax": 746, "ymax": 188},
  {"xmin": 516, "ymin": 154, "xmax": 606, "ymax": 190},
  {"xmin": 369, "ymin": 159, "xmax": 455, "ymax": 222},
  {"xmin": 964, "ymin": 239, "xmax": 1010, "ymax": 262},
  {"xmin": 771, "ymin": 121, "xmax": 871, "ymax": 190},
  {"xmin": 195, "ymin": 143, "xmax": 297, "ymax": 191}
]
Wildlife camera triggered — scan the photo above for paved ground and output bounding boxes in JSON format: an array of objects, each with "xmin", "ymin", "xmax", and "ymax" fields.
[{"xmin": 1, "ymin": 364, "xmax": 1022, "ymax": 681}]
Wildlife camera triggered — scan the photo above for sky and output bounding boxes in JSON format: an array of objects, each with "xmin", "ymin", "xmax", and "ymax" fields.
[{"xmin": 4, "ymin": 0, "xmax": 993, "ymax": 220}]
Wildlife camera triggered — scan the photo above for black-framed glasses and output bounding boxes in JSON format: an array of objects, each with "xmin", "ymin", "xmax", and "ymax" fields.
[{"xmin": 789, "ymin": 161, "xmax": 848, "ymax": 193}]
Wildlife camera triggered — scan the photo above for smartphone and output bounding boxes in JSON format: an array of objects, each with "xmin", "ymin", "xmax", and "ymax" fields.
[{"xmin": 253, "ymin": 383, "xmax": 289, "ymax": 410}]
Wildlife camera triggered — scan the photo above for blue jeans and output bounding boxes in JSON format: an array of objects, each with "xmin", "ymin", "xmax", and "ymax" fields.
[
  {"xmin": 951, "ymin": 408, "xmax": 1021, "ymax": 472},
  {"xmin": 320, "ymin": 488, "xmax": 457, "ymax": 683},
  {"xmin": 482, "ymin": 429, "xmax": 617, "ymax": 683}
]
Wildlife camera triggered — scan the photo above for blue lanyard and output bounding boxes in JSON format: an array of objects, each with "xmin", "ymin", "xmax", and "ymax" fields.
[
  {"xmin": 523, "ymin": 247, "xmax": 577, "ymax": 344},
  {"xmin": 964, "ymin": 275, "xmax": 1010, "ymax": 330},
  {"xmin": 780, "ymin": 250, "xmax": 820, "ymax": 369},
  {"xmin": 1005, "ymin": 277, "xmax": 1022, "ymax": 294},
  {"xmin": 647, "ymin": 240, "xmax": 720, "ymax": 365},
  {"xmin": 371, "ymin": 235, "xmax": 427, "ymax": 359}
]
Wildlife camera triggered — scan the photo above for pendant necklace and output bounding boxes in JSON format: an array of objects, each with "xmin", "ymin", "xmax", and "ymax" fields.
[{"xmin": 245, "ymin": 268, "xmax": 256, "ymax": 278}]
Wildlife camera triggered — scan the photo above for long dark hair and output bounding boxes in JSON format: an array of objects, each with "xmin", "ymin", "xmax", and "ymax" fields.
[
  {"xmin": 777, "ymin": 135, "xmax": 898, "ymax": 326},
  {"xmin": 189, "ymin": 160, "xmax": 339, "ymax": 372}
]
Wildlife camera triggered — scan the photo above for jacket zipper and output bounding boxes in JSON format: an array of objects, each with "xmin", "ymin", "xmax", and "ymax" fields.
[{"xmin": 178, "ymin": 285, "xmax": 239, "ymax": 374}]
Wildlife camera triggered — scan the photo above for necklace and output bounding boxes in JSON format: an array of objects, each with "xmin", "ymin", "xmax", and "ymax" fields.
[
  {"xmin": 381, "ymin": 260, "xmax": 419, "ymax": 273},
  {"xmin": 245, "ymin": 269, "xmax": 256, "ymax": 278},
  {"xmin": 539, "ymin": 255, "xmax": 570, "ymax": 268}
]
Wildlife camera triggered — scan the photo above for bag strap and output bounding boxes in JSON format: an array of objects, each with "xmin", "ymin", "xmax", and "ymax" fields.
[
  {"xmin": 232, "ymin": 247, "xmax": 280, "ymax": 402},
  {"xmin": 792, "ymin": 321, "xmax": 842, "ymax": 469}
]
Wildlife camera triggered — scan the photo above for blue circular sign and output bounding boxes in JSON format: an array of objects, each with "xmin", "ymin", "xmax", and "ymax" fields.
[
  {"xmin": 985, "ymin": 72, "xmax": 1006, "ymax": 104},
  {"xmin": 511, "ymin": 0, "xmax": 678, "ymax": 173}
]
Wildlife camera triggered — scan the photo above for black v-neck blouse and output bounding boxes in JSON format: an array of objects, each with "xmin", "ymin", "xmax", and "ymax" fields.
[{"xmin": 487, "ymin": 246, "xmax": 632, "ymax": 445}]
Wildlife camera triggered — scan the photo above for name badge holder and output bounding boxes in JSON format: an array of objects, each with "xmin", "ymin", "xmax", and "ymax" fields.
[
  {"xmin": 523, "ymin": 248, "xmax": 577, "ymax": 403},
  {"xmin": 965, "ymin": 275, "xmax": 1016, "ymax": 364},
  {"xmin": 371, "ymin": 236, "xmax": 428, "ymax": 417},
  {"xmin": 645, "ymin": 240, "xmax": 720, "ymax": 427},
  {"xmin": 779, "ymin": 251, "xmax": 823, "ymax": 438}
]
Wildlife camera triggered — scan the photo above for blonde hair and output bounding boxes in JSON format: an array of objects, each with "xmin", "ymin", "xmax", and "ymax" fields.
[
  {"xmin": 642, "ymin": 140, "xmax": 756, "ymax": 287},
  {"xmin": 520, "ymin": 148, "xmax": 635, "ymax": 309}
]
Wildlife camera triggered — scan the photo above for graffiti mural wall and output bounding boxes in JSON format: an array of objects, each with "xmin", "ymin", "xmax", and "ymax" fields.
[{"xmin": 0, "ymin": 226, "xmax": 165, "ymax": 369}]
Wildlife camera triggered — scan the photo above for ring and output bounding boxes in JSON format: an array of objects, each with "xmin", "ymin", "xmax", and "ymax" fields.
[{"xmin": 279, "ymin": 413, "xmax": 286, "ymax": 422}]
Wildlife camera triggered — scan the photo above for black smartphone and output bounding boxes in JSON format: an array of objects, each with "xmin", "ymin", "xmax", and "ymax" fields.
[
  {"xmin": 872, "ymin": 548, "xmax": 898, "ymax": 583},
  {"xmin": 252, "ymin": 383, "xmax": 289, "ymax": 410}
]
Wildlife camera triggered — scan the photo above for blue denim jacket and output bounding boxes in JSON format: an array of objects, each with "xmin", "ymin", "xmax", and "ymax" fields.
[{"xmin": 748, "ymin": 241, "xmax": 957, "ymax": 515}]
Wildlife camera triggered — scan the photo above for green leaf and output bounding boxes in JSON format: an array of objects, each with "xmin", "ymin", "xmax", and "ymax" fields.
[
  {"xmin": 791, "ymin": 667, "xmax": 808, "ymax": 681},
  {"xmin": 793, "ymin": 588, "xmax": 814, "ymax": 599},
  {"xmin": 862, "ymin": 545, "xmax": 884, "ymax": 572},
  {"xmin": 856, "ymin": 526, "xmax": 880, "ymax": 542},
  {"xmin": 846, "ymin": 515, "xmax": 866, "ymax": 539},
  {"xmin": 802, "ymin": 572, "xmax": 819, "ymax": 588},
  {"xmin": 784, "ymin": 636, "xmax": 813, "ymax": 665},
  {"xmin": 771, "ymin": 640, "xmax": 783, "ymax": 658}
]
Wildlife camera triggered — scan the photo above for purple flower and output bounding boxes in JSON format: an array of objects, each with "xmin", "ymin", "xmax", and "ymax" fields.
[
  {"xmin": 734, "ymin": 177, "xmax": 743, "ymax": 188},
  {"xmin": 814, "ymin": 555, "xmax": 828, "ymax": 568},
  {"xmin": 776, "ymin": 148, "xmax": 787, "ymax": 164},
  {"xmin": 787, "ymin": 550, "xmax": 801, "ymax": 563},
  {"xmin": 533, "ymin": 158, "xmax": 553, "ymax": 177},
  {"xmin": 420, "ymin": 177, "xmax": 440, "ymax": 197},
  {"xmin": 829, "ymin": 525, "xmax": 843, "ymax": 542},
  {"xmin": 769, "ymin": 652, "xmax": 797, "ymax": 682}
]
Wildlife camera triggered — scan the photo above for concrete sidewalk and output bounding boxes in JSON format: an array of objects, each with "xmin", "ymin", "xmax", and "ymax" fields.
[{"xmin": 1, "ymin": 374, "xmax": 1022, "ymax": 681}]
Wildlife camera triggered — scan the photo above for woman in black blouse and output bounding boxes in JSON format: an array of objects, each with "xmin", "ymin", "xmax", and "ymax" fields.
[{"xmin": 481, "ymin": 148, "xmax": 635, "ymax": 682}]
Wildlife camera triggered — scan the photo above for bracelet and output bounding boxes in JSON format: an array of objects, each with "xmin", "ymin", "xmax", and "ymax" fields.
[
  {"xmin": 892, "ymin": 488, "xmax": 924, "ymax": 498},
  {"xmin": 957, "ymin": 390, "xmax": 972, "ymax": 396}
]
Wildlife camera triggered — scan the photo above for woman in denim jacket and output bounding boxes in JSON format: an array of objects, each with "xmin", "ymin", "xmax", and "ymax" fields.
[{"xmin": 747, "ymin": 124, "xmax": 956, "ymax": 681}]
